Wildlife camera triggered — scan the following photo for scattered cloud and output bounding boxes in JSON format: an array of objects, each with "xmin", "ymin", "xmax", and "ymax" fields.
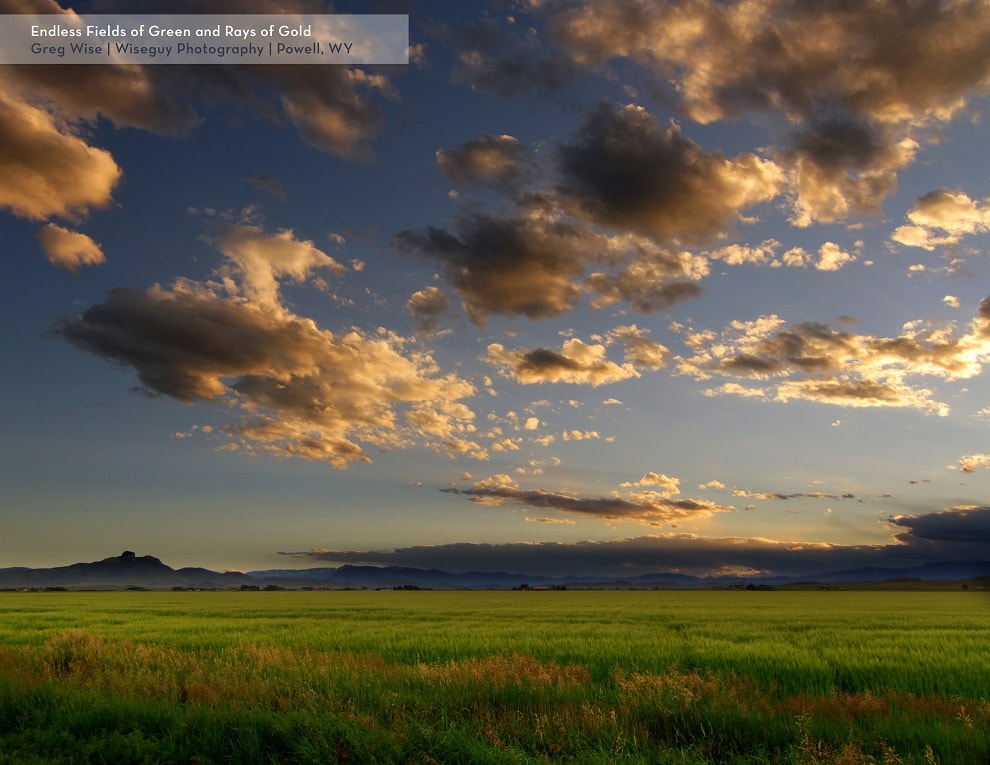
[
  {"xmin": 891, "ymin": 189, "xmax": 990, "ymax": 250},
  {"xmin": 958, "ymin": 454, "xmax": 990, "ymax": 473},
  {"xmin": 55, "ymin": 224, "xmax": 478, "ymax": 469},
  {"xmin": 0, "ymin": 81, "xmax": 121, "ymax": 223},
  {"xmin": 677, "ymin": 298, "xmax": 990, "ymax": 415},
  {"xmin": 485, "ymin": 337, "xmax": 639, "ymax": 386},
  {"xmin": 442, "ymin": 479, "xmax": 731, "ymax": 525},
  {"xmin": 395, "ymin": 210, "xmax": 607, "ymax": 325},
  {"xmin": 439, "ymin": 15, "xmax": 576, "ymax": 97},
  {"xmin": 437, "ymin": 134, "xmax": 529, "ymax": 187},
  {"xmin": 36, "ymin": 224, "xmax": 105, "ymax": 273},
  {"xmin": 542, "ymin": 0, "xmax": 990, "ymax": 224},
  {"xmin": 407, "ymin": 286, "xmax": 451, "ymax": 333},
  {"xmin": 557, "ymin": 103, "xmax": 782, "ymax": 242},
  {"xmin": 620, "ymin": 472, "xmax": 680, "ymax": 495}
]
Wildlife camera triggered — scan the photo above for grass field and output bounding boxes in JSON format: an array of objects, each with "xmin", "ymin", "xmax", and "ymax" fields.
[{"xmin": 0, "ymin": 590, "xmax": 987, "ymax": 763}]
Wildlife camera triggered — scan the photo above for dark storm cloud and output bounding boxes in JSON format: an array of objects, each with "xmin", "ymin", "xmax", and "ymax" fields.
[
  {"xmin": 557, "ymin": 102, "xmax": 782, "ymax": 241},
  {"xmin": 889, "ymin": 506, "xmax": 990, "ymax": 546},
  {"xmin": 394, "ymin": 211, "xmax": 607, "ymax": 325},
  {"xmin": 280, "ymin": 514, "xmax": 990, "ymax": 578}
]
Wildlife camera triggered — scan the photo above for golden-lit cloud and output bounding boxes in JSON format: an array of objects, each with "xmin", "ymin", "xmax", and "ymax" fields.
[
  {"xmin": 395, "ymin": 211, "xmax": 608, "ymax": 325},
  {"xmin": 485, "ymin": 338, "xmax": 639, "ymax": 386},
  {"xmin": 437, "ymin": 134, "xmax": 529, "ymax": 187},
  {"xmin": 620, "ymin": 472, "xmax": 680, "ymax": 495},
  {"xmin": 56, "ymin": 224, "xmax": 478, "ymax": 469},
  {"xmin": 543, "ymin": 0, "xmax": 990, "ymax": 224},
  {"xmin": 958, "ymin": 454, "xmax": 990, "ymax": 473},
  {"xmin": 35, "ymin": 224, "xmax": 105, "ymax": 272},
  {"xmin": 557, "ymin": 103, "xmax": 783, "ymax": 241},
  {"xmin": 0, "ymin": 82, "xmax": 121, "ymax": 222},
  {"xmin": 407, "ymin": 286, "xmax": 452, "ymax": 333},
  {"xmin": 677, "ymin": 298, "xmax": 990, "ymax": 414},
  {"xmin": 442, "ymin": 480, "xmax": 732, "ymax": 524},
  {"xmin": 891, "ymin": 189, "xmax": 990, "ymax": 250},
  {"xmin": 212, "ymin": 224, "xmax": 347, "ymax": 310},
  {"xmin": 587, "ymin": 243, "xmax": 707, "ymax": 312}
]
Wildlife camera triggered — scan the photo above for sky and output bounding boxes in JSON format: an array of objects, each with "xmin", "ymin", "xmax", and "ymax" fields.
[{"xmin": 2, "ymin": 0, "xmax": 990, "ymax": 578}]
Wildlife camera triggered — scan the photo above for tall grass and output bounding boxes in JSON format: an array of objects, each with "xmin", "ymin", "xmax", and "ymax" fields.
[{"xmin": 0, "ymin": 591, "xmax": 987, "ymax": 763}]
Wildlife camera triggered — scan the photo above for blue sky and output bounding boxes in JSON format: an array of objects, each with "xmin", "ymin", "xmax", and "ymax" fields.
[{"xmin": 2, "ymin": 0, "xmax": 990, "ymax": 576}]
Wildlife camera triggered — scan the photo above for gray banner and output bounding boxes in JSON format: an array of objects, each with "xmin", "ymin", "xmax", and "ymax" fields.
[{"xmin": 0, "ymin": 14, "xmax": 408, "ymax": 64}]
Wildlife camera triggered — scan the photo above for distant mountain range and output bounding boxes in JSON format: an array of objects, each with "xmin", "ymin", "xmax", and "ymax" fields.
[{"xmin": 0, "ymin": 551, "xmax": 987, "ymax": 590}]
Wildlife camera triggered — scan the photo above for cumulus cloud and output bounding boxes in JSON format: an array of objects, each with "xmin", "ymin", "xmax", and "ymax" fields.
[
  {"xmin": 891, "ymin": 189, "xmax": 990, "ymax": 250},
  {"xmin": 587, "ymin": 243, "xmax": 707, "ymax": 312},
  {"xmin": 0, "ymin": 82, "xmax": 121, "ymax": 222},
  {"xmin": 485, "ymin": 337, "xmax": 639, "ymax": 386},
  {"xmin": 55, "ymin": 225, "xmax": 478, "ymax": 468},
  {"xmin": 407, "ymin": 286, "xmax": 451, "ymax": 333},
  {"xmin": 557, "ymin": 103, "xmax": 782, "ymax": 242},
  {"xmin": 620, "ymin": 472, "xmax": 680, "ymax": 495},
  {"xmin": 677, "ymin": 298, "xmax": 990, "ymax": 415},
  {"xmin": 36, "ymin": 224, "xmax": 105, "ymax": 272},
  {"xmin": 437, "ymin": 134, "xmax": 529, "ymax": 187},
  {"xmin": 395, "ymin": 211, "xmax": 608, "ymax": 325},
  {"xmin": 211, "ymin": 224, "xmax": 347, "ymax": 310},
  {"xmin": 542, "ymin": 0, "xmax": 990, "ymax": 223},
  {"xmin": 958, "ymin": 454, "xmax": 990, "ymax": 473}
]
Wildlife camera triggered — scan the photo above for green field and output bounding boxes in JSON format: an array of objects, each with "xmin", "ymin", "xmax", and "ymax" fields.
[{"xmin": 0, "ymin": 590, "xmax": 987, "ymax": 763}]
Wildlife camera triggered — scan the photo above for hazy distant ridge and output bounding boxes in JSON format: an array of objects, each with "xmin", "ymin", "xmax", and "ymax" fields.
[{"xmin": 1, "ymin": 552, "xmax": 986, "ymax": 590}]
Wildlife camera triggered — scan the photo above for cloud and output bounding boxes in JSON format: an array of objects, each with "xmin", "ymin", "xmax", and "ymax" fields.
[
  {"xmin": 2, "ymin": 0, "xmax": 391, "ymax": 160},
  {"xmin": 407, "ymin": 286, "xmax": 451, "ymax": 333},
  {"xmin": 441, "ymin": 481, "xmax": 732, "ymax": 525},
  {"xmin": 557, "ymin": 102, "xmax": 782, "ymax": 242},
  {"xmin": 437, "ymin": 134, "xmax": 529, "ymax": 187},
  {"xmin": 36, "ymin": 224, "xmax": 105, "ymax": 272},
  {"xmin": 55, "ymin": 225, "xmax": 478, "ymax": 469},
  {"xmin": 438, "ymin": 15, "xmax": 576, "ymax": 97},
  {"xmin": 281, "ymin": 504, "xmax": 990, "ymax": 577},
  {"xmin": 211, "ymin": 224, "xmax": 347, "ymax": 310},
  {"xmin": 814, "ymin": 242, "xmax": 855, "ymax": 272},
  {"xmin": 958, "ymin": 454, "xmax": 990, "ymax": 473},
  {"xmin": 784, "ymin": 119, "xmax": 918, "ymax": 226},
  {"xmin": 620, "ymin": 472, "xmax": 680, "ymax": 495},
  {"xmin": 543, "ymin": 0, "xmax": 990, "ymax": 223},
  {"xmin": 889, "ymin": 505, "xmax": 990, "ymax": 547},
  {"xmin": 244, "ymin": 175, "xmax": 287, "ymax": 203},
  {"xmin": 891, "ymin": 189, "xmax": 990, "ymax": 250},
  {"xmin": 731, "ymin": 489, "xmax": 855, "ymax": 501},
  {"xmin": 605, "ymin": 325, "xmax": 669, "ymax": 370},
  {"xmin": 587, "ymin": 243, "xmax": 707, "ymax": 312},
  {"xmin": 0, "ymin": 81, "xmax": 121, "ymax": 222},
  {"xmin": 485, "ymin": 338, "xmax": 639, "ymax": 386},
  {"xmin": 395, "ymin": 210, "xmax": 608, "ymax": 325},
  {"xmin": 677, "ymin": 298, "xmax": 990, "ymax": 414}
]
